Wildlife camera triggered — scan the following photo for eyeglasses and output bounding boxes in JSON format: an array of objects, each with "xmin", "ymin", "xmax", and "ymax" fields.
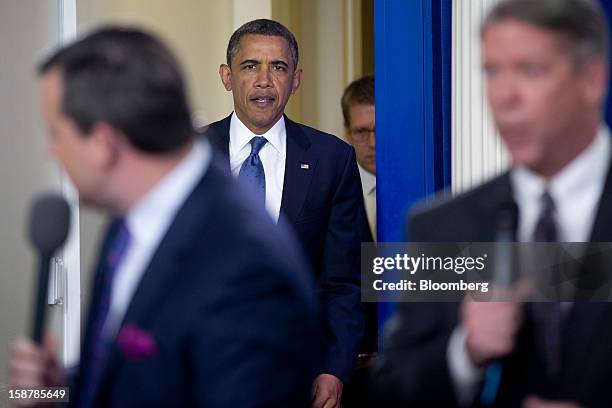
[{"xmin": 349, "ymin": 127, "xmax": 376, "ymax": 142}]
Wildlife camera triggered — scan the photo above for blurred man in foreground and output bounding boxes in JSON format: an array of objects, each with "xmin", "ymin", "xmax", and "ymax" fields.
[
  {"xmin": 202, "ymin": 19, "xmax": 365, "ymax": 408},
  {"xmin": 9, "ymin": 26, "xmax": 319, "ymax": 407},
  {"xmin": 372, "ymin": 1, "xmax": 612, "ymax": 407}
]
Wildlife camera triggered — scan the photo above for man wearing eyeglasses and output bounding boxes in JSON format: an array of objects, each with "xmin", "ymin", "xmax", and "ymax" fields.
[
  {"xmin": 340, "ymin": 75, "xmax": 378, "ymax": 407},
  {"xmin": 342, "ymin": 75, "xmax": 376, "ymax": 242}
]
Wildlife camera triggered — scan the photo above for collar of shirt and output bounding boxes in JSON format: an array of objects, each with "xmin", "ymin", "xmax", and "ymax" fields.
[
  {"xmin": 358, "ymin": 164, "xmax": 376, "ymax": 196},
  {"xmin": 104, "ymin": 139, "xmax": 212, "ymax": 338},
  {"xmin": 228, "ymin": 112, "xmax": 287, "ymax": 223},
  {"xmin": 126, "ymin": 139, "xmax": 211, "ymax": 244},
  {"xmin": 510, "ymin": 126, "xmax": 611, "ymax": 242},
  {"xmin": 229, "ymin": 112, "xmax": 286, "ymax": 159},
  {"xmin": 358, "ymin": 163, "xmax": 377, "ymax": 241}
]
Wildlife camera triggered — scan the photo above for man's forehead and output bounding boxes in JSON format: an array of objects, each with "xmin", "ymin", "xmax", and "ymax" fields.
[
  {"xmin": 41, "ymin": 69, "xmax": 64, "ymax": 105},
  {"xmin": 482, "ymin": 19, "xmax": 565, "ymax": 46},
  {"xmin": 234, "ymin": 34, "xmax": 291, "ymax": 59},
  {"xmin": 482, "ymin": 20, "xmax": 570, "ymax": 59},
  {"xmin": 348, "ymin": 104, "xmax": 375, "ymax": 124},
  {"xmin": 350, "ymin": 104, "xmax": 375, "ymax": 115}
]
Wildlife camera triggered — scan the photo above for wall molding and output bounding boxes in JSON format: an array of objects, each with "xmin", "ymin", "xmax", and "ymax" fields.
[
  {"xmin": 58, "ymin": 0, "xmax": 80, "ymax": 368},
  {"xmin": 452, "ymin": 0, "xmax": 508, "ymax": 192}
]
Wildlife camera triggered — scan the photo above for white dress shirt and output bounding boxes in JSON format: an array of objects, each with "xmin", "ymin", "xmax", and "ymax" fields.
[
  {"xmin": 103, "ymin": 139, "xmax": 212, "ymax": 339},
  {"xmin": 448, "ymin": 126, "xmax": 611, "ymax": 405},
  {"xmin": 358, "ymin": 164, "xmax": 377, "ymax": 241},
  {"xmin": 229, "ymin": 112, "xmax": 286, "ymax": 222}
]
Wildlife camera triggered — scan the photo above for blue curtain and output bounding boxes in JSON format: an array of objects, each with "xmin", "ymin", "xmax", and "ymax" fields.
[
  {"xmin": 599, "ymin": 0, "xmax": 612, "ymax": 125},
  {"xmin": 374, "ymin": 0, "xmax": 452, "ymax": 347}
]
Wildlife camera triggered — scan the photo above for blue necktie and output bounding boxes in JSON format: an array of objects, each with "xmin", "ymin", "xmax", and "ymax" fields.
[
  {"xmin": 238, "ymin": 136, "xmax": 267, "ymax": 206},
  {"xmin": 79, "ymin": 220, "xmax": 131, "ymax": 407}
]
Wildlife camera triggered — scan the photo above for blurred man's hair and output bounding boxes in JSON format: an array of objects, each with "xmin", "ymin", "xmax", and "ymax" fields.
[
  {"xmin": 38, "ymin": 26, "xmax": 193, "ymax": 153},
  {"xmin": 341, "ymin": 74, "xmax": 374, "ymax": 127},
  {"xmin": 226, "ymin": 19, "xmax": 299, "ymax": 69},
  {"xmin": 481, "ymin": 0, "xmax": 609, "ymax": 66}
]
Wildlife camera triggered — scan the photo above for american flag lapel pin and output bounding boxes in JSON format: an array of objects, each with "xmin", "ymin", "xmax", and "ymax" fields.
[{"xmin": 300, "ymin": 163, "xmax": 310, "ymax": 170}]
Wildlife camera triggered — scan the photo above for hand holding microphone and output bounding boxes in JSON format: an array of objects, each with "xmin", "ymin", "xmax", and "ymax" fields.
[
  {"xmin": 462, "ymin": 300, "xmax": 524, "ymax": 367},
  {"xmin": 8, "ymin": 193, "xmax": 70, "ymax": 399},
  {"xmin": 470, "ymin": 194, "xmax": 524, "ymax": 406}
]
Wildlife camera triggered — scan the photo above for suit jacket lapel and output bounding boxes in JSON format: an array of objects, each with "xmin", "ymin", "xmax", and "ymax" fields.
[
  {"xmin": 557, "ymin": 153, "xmax": 612, "ymax": 387},
  {"xmin": 463, "ymin": 172, "xmax": 515, "ymax": 242},
  {"xmin": 73, "ymin": 220, "xmax": 122, "ymax": 406},
  {"xmin": 204, "ymin": 114, "xmax": 231, "ymax": 167},
  {"xmin": 207, "ymin": 113, "xmax": 317, "ymax": 223},
  {"xmin": 561, "ymin": 303, "xmax": 607, "ymax": 385},
  {"xmin": 589, "ymin": 153, "xmax": 612, "ymax": 241},
  {"xmin": 280, "ymin": 116, "xmax": 318, "ymax": 223}
]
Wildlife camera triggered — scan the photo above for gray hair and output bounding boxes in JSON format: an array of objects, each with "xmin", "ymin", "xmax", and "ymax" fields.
[{"xmin": 481, "ymin": 0, "xmax": 609, "ymax": 66}]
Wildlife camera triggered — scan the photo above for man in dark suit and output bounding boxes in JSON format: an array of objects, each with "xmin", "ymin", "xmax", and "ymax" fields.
[
  {"xmin": 339, "ymin": 75, "xmax": 377, "ymax": 408},
  {"xmin": 202, "ymin": 19, "xmax": 364, "ymax": 408},
  {"xmin": 9, "ymin": 27, "xmax": 320, "ymax": 407},
  {"xmin": 341, "ymin": 74, "xmax": 377, "ymax": 356},
  {"xmin": 371, "ymin": 1, "xmax": 612, "ymax": 407}
]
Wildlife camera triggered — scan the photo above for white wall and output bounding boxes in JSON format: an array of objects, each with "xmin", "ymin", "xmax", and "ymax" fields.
[
  {"xmin": 78, "ymin": 0, "xmax": 236, "ymax": 127},
  {"xmin": 273, "ymin": 0, "xmax": 362, "ymax": 140},
  {"xmin": 233, "ymin": 0, "xmax": 272, "ymax": 29},
  {"xmin": 0, "ymin": 0, "xmax": 63, "ymax": 387},
  {"xmin": 297, "ymin": 0, "xmax": 347, "ymax": 138}
]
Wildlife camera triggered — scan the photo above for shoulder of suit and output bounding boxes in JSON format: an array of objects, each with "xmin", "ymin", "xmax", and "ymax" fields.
[
  {"xmin": 197, "ymin": 118, "xmax": 226, "ymax": 136},
  {"xmin": 188, "ymin": 166, "xmax": 313, "ymax": 287},
  {"xmin": 287, "ymin": 118, "xmax": 351, "ymax": 152},
  {"xmin": 410, "ymin": 172, "xmax": 510, "ymax": 223}
]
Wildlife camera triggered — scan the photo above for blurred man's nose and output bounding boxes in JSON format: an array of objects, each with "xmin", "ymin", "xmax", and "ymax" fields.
[{"xmin": 489, "ymin": 74, "xmax": 522, "ymax": 113}]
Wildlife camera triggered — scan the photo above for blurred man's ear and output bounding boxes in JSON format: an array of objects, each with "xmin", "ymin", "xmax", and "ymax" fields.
[
  {"xmin": 581, "ymin": 58, "xmax": 608, "ymax": 108},
  {"xmin": 219, "ymin": 64, "xmax": 232, "ymax": 91},
  {"xmin": 88, "ymin": 122, "xmax": 124, "ymax": 170}
]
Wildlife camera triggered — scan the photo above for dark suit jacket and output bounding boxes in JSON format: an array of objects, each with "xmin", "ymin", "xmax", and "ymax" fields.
[
  {"xmin": 202, "ymin": 114, "xmax": 365, "ymax": 383},
  {"xmin": 371, "ymin": 166, "xmax": 612, "ymax": 408},
  {"xmin": 71, "ymin": 153, "xmax": 321, "ymax": 407},
  {"xmin": 359, "ymin": 215, "xmax": 377, "ymax": 354}
]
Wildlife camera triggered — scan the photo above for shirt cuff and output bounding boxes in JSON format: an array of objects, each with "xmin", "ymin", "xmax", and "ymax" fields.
[{"xmin": 447, "ymin": 325, "xmax": 484, "ymax": 406}]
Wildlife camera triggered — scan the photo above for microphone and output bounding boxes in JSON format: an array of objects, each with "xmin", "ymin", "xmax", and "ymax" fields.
[
  {"xmin": 480, "ymin": 194, "xmax": 518, "ymax": 406},
  {"xmin": 28, "ymin": 193, "xmax": 70, "ymax": 344},
  {"xmin": 492, "ymin": 196, "xmax": 519, "ymax": 286}
]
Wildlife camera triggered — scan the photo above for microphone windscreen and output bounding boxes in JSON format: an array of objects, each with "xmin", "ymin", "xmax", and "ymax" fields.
[{"xmin": 28, "ymin": 193, "xmax": 70, "ymax": 256}]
